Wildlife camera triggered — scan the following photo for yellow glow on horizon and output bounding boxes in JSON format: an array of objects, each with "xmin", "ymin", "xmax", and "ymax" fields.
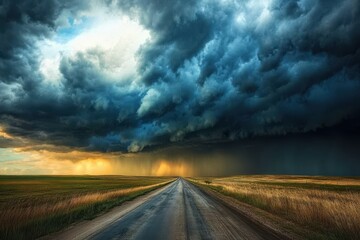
[
  {"xmin": 74, "ymin": 158, "xmax": 115, "ymax": 175},
  {"xmin": 152, "ymin": 160, "xmax": 192, "ymax": 176},
  {"xmin": 0, "ymin": 148, "xmax": 195, "ymax": 176}
]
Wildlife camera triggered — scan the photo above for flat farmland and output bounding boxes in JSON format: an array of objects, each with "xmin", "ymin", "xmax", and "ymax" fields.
[
  {"xmin": 190, "ymin": 175, "xmax": 360, "ymax": 240},
  {"xmin": 0, "ymin": 175, "xmax": 174, "ymax": 240}
]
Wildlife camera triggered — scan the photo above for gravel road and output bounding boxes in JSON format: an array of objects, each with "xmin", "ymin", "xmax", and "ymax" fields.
[{"xmin": 86, "ymin": 178, "xmax": 281, "ymax": 240}]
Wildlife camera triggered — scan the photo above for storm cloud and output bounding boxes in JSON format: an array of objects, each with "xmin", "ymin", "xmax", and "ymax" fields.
[{"xmin": 1, "ymin": 0, "xmax": 360, "ymax": 153}]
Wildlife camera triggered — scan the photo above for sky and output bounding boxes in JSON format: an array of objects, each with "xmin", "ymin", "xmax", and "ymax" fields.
[{"xmin": 0, "ymin": 0, "xmax": 359, "ymax": 176}]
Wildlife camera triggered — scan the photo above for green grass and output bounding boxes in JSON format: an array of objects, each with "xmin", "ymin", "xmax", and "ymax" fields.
[{"xmin": 0, "ymin": 175, "xmax": 174, "ymax": 240}]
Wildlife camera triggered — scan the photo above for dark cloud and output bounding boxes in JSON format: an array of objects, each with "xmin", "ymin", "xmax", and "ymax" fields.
[
  {"xmin": 145, "ymin": 131, "xmax": 360, "ymax": 176},
  {"xmin": 0, "ymin": 0, "xmax": 359, "ymax": 154}
]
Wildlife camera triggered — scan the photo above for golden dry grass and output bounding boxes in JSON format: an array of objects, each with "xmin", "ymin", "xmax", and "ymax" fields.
[
  {"xmin": 0, "ymin": 182, "xmax": 168, "ymax": 230},
  {"xmin": 0, "ymin": 175, "xmax": 174, "ymax": 239},
  {"xmin": 191, "ymin": 175, "xmax": 360, "ymax": 240}
]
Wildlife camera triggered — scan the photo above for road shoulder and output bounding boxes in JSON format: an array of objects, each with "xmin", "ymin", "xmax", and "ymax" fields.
[{"xmin": 188, "ymin": 180, "xmax": 308, "ymax": 240}]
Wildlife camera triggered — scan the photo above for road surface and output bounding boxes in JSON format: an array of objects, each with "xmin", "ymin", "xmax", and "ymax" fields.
[{"xmin": 88, "ymin": 178, "xmax": 281, "ymax": 240}]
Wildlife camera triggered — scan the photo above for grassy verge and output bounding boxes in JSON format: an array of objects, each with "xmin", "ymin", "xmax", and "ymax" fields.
[
  {"xmin": 189, "ymin": 175, "xmax": 360, "ymax": 240},
  {"xmin": 0, "ymin": 175, "xmax": 174, "ymax": 240}
]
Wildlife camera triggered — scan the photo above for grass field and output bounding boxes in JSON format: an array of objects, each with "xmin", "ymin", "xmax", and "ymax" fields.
[
  {"xmin": 190, "ymin": 175, "xmax": 360, "ymax": 240},
  {"xmin": 0, "ymin": 175, "xmax": 174, "ymax": 240}
]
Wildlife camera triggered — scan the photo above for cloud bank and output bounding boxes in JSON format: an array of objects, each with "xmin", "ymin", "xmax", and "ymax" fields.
[{"xmin": 1, "ymin": 0, "xmax": 360, "ymax": 153}]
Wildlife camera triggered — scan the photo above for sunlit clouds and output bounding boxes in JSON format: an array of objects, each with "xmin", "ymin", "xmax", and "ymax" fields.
[
  {"xmin": 0, "ymin": 127, "xmax": 12, "ymax": 139},
  {"xmin": 39, "ymin": 13, "xmax": 150, "ymax": 85}
]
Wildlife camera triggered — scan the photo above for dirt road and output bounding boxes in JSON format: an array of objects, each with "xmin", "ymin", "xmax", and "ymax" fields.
[{"xmin": 52, "ymin": 178, "xmax": 282, "ymax": 240}]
